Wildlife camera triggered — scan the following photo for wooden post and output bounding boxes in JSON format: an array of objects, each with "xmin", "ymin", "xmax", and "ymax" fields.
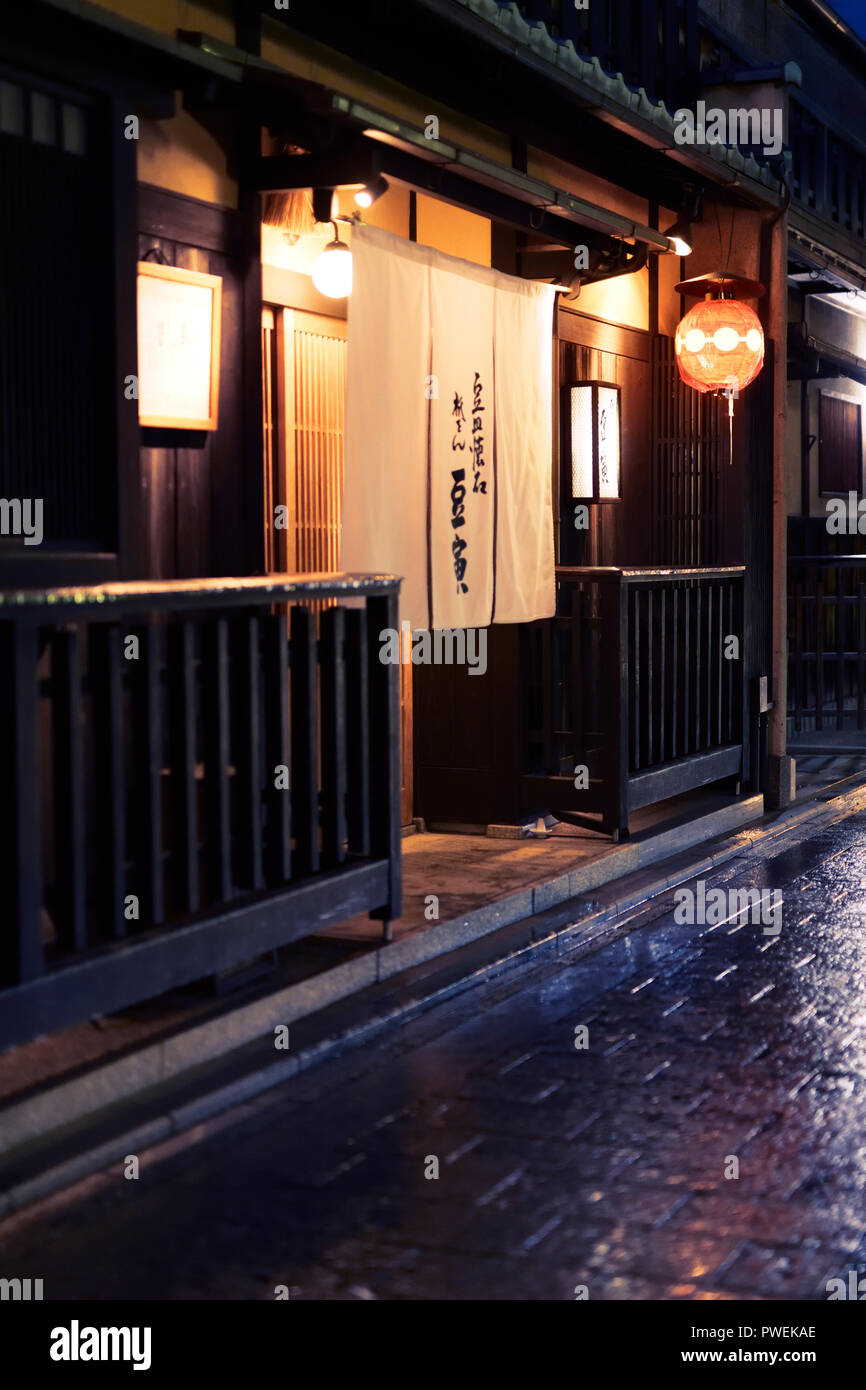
[
  {"xmin": 738, "ymin": 578, "xmax": 750, "ymax": 787},
  {"xmin": 110, "ymin": 94, "xmax": 142, "ymax": 579},
  {"xmin": 262, "ymin": 611, "xmax": 292, "ymax": 885},
  {"xmin": 202, "ymin": 617, "xmax": 234, "ymax": 904},
  {"xmin": 858, "ymin": 583, "xmax": 865, "ymax": 732},
  {"xmin": 367, "ymin": 586, "xmax": 402, "ymax": 936},
  {"xmin": 1, "ymin": 621, "xmax": 43, "ymax": 984},
  {"xmin": 290, "ymin": 605, "xmax": 319, "ymax": 876},
  {"xmin": 835, "ymin": 573, "xmax": 845, "ymax": 732},
  {"xmin": 602, "ymin": 574, "xmax": 629, "ymax": 840},
  {"xmin": 320, "ymin": 606, "xmax": 348, "ymax": 868},
  {"xmin": 53, "ymin": 627, "xmax": 87, "ymax": 952},
  {"xmin": 90, "ymin": 623, "xmax": 128, "ymax": 938},
  {"xmin": 345, "ymin": 609, "xmax": 371, "ymax": 858},
  {"xmin": 169, "ymin": 621, "xmax": 200, "ymax": 914},
  {"xmin": 816, "ymin": 573, "xmax": 825, "ymax": 731}
]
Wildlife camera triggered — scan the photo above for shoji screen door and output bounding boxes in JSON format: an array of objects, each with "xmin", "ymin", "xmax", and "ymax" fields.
[{"xmin": 268, "ymin": 308, "xmax": 348, "ymax": 575}]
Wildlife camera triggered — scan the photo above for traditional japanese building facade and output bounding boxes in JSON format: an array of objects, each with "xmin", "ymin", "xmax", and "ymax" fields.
[{"xmin": 2, "ymin": 0, "xmax": 850, "ymax": 1050}]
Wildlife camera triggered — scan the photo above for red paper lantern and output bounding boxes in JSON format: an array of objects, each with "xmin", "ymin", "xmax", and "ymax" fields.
[{"xmin": 674, "ymin": 296, "xmax": 764, "ymax": 395}]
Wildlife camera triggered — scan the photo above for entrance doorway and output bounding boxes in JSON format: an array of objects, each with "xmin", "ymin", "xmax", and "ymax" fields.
[{"xmin": 262, "ymin": 304, "xmax": 414, "ymax": 825}]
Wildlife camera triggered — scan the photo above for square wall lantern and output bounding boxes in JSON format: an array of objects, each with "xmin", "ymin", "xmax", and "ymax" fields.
[{"xmin": 563, "ymin": 381, "xmax": 621, "ymax": 503}]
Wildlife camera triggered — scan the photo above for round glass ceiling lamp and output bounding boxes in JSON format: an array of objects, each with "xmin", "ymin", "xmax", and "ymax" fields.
[{"xmin": 312, "ymin": 225, "xmax": 353, "ymax": 299}]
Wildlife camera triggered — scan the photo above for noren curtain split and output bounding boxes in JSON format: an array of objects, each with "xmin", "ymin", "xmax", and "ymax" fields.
[{"xmin": 340, "ymin": 223, "xmax": 556, "ymax": 631}]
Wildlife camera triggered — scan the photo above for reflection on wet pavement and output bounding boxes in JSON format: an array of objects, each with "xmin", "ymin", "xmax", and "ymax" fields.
[{"xmin": 4, "ymin": 810, "xmax": 866, "ymax": 1300}]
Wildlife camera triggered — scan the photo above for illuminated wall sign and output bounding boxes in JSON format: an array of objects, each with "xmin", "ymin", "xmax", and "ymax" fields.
[
  {"xmin": 137, "ymin": 261, "xmax": 222, "ymax": 430},
  {"xmin": 564, "ymin": 381, "xmax": 621, "ymax": 503}
]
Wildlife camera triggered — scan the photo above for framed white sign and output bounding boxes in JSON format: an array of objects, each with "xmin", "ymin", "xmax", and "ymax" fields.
[{"xmin": 137, "ymin": 262, "xmax": 222, "ymax": 430}]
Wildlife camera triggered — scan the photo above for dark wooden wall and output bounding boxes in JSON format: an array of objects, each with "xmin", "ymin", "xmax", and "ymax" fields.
[
  {"xmin": 414, "ymin": 628, "xmax": 521, "ymax": 827},
  {"xmin": 137, "ymin": 184, "xmax": 263, "ymax": 580},
  {"xmin": 0, "ymin": 71, "xmax": 116, "ymax": 581},
  {"xmin": 557, "ymin": 306, "xmax": 652, "ymax": 568}
]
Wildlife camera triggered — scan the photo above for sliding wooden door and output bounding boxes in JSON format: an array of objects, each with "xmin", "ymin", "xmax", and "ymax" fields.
[{"xmin": 269, "ymin": 308, "xmax": 347, "ymax": 574}]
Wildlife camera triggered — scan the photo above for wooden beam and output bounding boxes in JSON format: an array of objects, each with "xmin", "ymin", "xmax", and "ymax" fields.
[
  {"xmin": 627, "ymin": 743, "xmax": 742, "ymax": 810},
  {"xmin": 0, "ymin": 862, "xmax": 390, "ymax": 1052},
  {"xmin": 253, "ymin": 148, "xmax": 378, "ymax": 194}
]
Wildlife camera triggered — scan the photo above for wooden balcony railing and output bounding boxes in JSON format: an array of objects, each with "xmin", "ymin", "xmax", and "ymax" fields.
[
  {"xmin": 790, "ymin": 100, "xmax": 866, "ymax": 244},
  {"xmin": 0, "ymin": 573, "xmax": 401, "ymax": 1051},
  {"xmin": 788, "ymin": 556, "xmax": 866, "ymax": 732},
  {"xmin": 521, "ymin": 566, "xmax": 746, "ymax": 838}
]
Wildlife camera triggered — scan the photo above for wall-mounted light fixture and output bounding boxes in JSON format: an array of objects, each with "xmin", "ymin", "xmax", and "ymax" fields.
[
  {"xmin": 663, "ymin": 189, "xmax": 703, "ymax": 257},
  {"xmin": 664, "ymin": 218, "xmax": 694, "ymax": 257},
  {"xmin": 563, "ymin": 381, "xmax": 621, "ymax": 502},
  {"xmin": 311, "ymin": 220, "xmax": 353, "ymax": 298},
  {"xmin": 355, "ymin": 174, "xmax": 389, "ymax": 208}
]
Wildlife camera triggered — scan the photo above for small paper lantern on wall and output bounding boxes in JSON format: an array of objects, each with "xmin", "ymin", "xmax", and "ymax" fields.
[{"xmin": 563, "ymin": 381, "xmax": 621, "ymax": 502}]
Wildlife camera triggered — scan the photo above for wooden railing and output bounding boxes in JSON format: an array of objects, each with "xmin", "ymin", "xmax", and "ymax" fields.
[
  {"xmin": 788, "ymin": 556, "xmax": 866, "ymax": 732},
  {"xmin": 0, "ymin": 573, "xmax": 401, "ymax": 1051},
  {"xmin": 517, "ymin": 0, "xmax": 700, "ymax": 110},
  {"xmin": 790, "ymin": 100, "xmax": 866, "ymax": 245},
  {"xmin": 522, "ymin": 566, "xmax": 746, "ymax": 838}
]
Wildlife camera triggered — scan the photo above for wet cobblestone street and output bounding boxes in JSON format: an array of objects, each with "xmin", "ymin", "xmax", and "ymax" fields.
[{"xmin": 5, "ymin": 808, "xmax": 866, "ymax": 1300}]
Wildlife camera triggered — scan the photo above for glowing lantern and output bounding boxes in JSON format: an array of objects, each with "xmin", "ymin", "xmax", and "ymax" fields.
[
  {"xmin": 563, "ymin": 382, "xmax": 621, "ymax": 502},
  {"xmin": 674, "ymin": 296, "xmax": 764, "ymax": 395},
  {"xmin": 312, "ymin": 225, "xmax": 353, "ymax": 299},
  {"xmin": 673, "ymin": 275, "xmax": 766, "ymax": 462}
]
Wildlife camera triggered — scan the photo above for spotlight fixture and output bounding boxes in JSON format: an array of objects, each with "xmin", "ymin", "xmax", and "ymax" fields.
[
  {"xmin": 311, "ymin": 221, "xmax": 353, "ymax": 299},
  {"xmin": 355, "ymin": 174, "xmax": 389, "ymax": 208},
  {"xmin": 663, "ymin": 189, "xmax": 704, "ymax": 257},
  {"xmin": 665, "ymin": 219, "xmax": 694, "ymax": 256}
]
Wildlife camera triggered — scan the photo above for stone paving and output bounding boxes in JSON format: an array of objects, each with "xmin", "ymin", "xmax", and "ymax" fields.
[{"xmin": 4, "ymin": 808, "xmax": 866, "ymax": 1299}]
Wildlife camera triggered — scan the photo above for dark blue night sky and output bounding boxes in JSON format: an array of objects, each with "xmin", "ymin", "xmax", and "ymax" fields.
[{"xmin": 829, "ymin": 0, "xmax": 866, "ymax": 41}]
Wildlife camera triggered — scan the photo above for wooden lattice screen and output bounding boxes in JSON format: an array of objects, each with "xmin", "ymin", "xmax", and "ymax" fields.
[
  {"xmin": 280, "ymin": 309, "xmax": 347, "ymax": 575},
  {"xmin": 651, "ymin": 335, "xmax": 725, "ymax": 567}
]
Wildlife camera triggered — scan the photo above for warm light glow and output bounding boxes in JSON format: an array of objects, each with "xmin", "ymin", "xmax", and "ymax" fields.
[
  {"xmin": 354, "ymin": 175, "xmax": 389, "ymax": 209},
  {"xmin": 712, "ymin": 325, "xmax": 740, "ymax": 351},
  {"xmin": 668, "ymin": 234, "xmax": 693, "ymax": 257},
  {"xmin": 568, "ymin": 382, "xmax": 621, "ymax": 500},
  {"xmin": 675, "ymin": 297, "xmax": 764, "ymax": 394},
  {"xmin": 311, "ymin": 241, "xmax": 353, "ymax": 298}
]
